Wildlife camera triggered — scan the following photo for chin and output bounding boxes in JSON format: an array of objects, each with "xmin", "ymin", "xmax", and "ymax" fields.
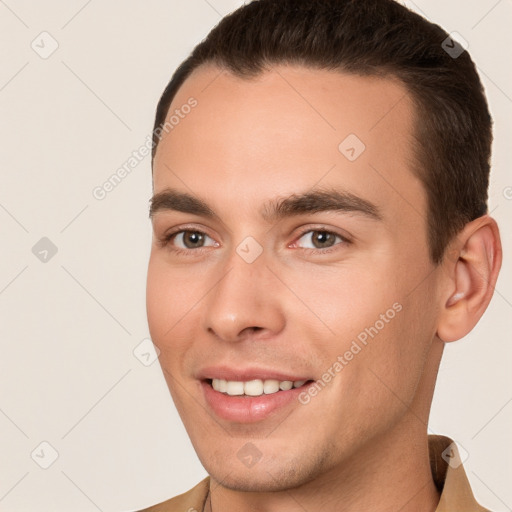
[
  {"xmin": 202, "ymin": 448, "xmax": 331, "ymax": 493},
  {"xmin": 208, "ymin": 468, "xmax": 304, "ymax": 493}
]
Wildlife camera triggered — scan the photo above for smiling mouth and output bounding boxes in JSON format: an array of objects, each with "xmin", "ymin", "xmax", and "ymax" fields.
[{"xmin": 206, "ymin": 378, "xmax": 314, "ymax": 397}]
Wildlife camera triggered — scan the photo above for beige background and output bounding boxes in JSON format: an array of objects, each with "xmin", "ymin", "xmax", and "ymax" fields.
[{"xmin": 0, "ymin": 1, "xmax": 510, "ymax": 511}]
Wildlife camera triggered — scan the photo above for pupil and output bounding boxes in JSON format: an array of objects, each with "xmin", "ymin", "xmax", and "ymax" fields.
[
  {"xmin": 185, "ymin": 231, "xmax": 203, "ymax": 248},
  {"xmin": 314, "ymin": 231, "xmax": 333, "ymax": 248}
]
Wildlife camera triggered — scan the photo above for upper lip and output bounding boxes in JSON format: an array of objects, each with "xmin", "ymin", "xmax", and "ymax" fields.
[{"xmin": 197, "ymin": 365, "xmax": 312, "ymax": 382}]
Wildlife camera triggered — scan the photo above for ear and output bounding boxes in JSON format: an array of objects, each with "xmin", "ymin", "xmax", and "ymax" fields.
[{"xmin": 436, "ymin": 215, "xmax": 502, "ymax": 343}]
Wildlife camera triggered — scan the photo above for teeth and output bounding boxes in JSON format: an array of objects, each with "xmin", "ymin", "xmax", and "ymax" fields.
[
  {"xmin": 226, "ymin": 381, "xmax": 244, "ymax": 396},
  {"xmin": 263, "ymin": 379, "xmax": 280, "ymax": 394},
  {"xmin": 279, "ymin": 380, "xmax": 293, "ymax": 391},
  {"xmin": 244, "ymin": 379, "xmax": 263, "ymax": 396},
  {"xmin": 211, "ymin": 378, "xmax": 308, "ymax": 396}
]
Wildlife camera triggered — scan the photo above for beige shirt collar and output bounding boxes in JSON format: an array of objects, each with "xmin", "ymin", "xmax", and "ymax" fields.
[{"xmin": 138, "ymin": 434, "xmax": 490, "ymax": 512}]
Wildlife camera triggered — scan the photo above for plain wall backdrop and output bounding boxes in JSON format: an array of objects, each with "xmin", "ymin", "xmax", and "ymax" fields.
[{"xmin": 0, "ymin": 1, "xmax": 510, "ymax": 511}]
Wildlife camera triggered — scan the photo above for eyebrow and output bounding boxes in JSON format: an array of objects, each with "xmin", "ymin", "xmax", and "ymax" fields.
[{"xmin": 149, "ymin": 187, "xmax": 382, "ymax": 222}]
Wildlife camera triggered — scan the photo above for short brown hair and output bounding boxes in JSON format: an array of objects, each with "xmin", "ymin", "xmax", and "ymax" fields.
[{"xmin": 151, "ymin": 0, "xmax": 492, "ymax": 264}]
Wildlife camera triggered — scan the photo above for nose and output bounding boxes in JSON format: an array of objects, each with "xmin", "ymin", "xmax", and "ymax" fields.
[{"xmin": 202, "ymin": 250, "xmax": 286, "ymax": 343}]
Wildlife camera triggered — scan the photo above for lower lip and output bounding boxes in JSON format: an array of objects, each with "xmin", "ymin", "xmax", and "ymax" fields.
[{"xmin": 201, "ymin": 380, "xmax": 311, "ymax": 423}]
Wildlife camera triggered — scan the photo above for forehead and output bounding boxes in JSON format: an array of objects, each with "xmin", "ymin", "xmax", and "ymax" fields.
[{"xmin": 152, "ymin": 64, "xmax": 425, "ymax": 228}]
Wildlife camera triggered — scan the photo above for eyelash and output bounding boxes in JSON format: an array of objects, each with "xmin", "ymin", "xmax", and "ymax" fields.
[{"xmin": 157, "ymin": 226, "xmax": 352, "ymax": 257}]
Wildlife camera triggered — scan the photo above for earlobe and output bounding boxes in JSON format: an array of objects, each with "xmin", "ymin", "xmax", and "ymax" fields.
[{"xmin": 436, "ymin": 215, "xmax": 502, "ymax": 343}]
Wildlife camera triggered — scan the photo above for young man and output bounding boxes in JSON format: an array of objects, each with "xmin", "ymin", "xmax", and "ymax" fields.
[{"xmin": 141, "ymin": 0, "xmax": 502, "ymax": 510}]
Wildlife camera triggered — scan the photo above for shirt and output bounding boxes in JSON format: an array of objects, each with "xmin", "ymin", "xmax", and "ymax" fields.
[{"xmin": 136, "ymin": 434, "xmax": 491, "ymax": 512}]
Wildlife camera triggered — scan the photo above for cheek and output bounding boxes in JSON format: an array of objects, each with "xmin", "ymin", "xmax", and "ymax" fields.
[
  {"xmin": 146, "ymin": 258, "xmax": 202, "ymax": 408},
  {"xmin": 287, "ymin": 262, "xmax": 402, "ymax": 349},
  {"xmin": 146, "ymin": 256, "xmax": 198, "ymax": 351},
  {"xmin": 146, "ymin": 258, "xmax": 170, "ymax": 343},
  {"xmin": 290, "ymin": 261, "xmax": 424, "ymax": 397},
  {"xmin": 344, "ymin": 274, "xmax": 439, "ymax": 413}
]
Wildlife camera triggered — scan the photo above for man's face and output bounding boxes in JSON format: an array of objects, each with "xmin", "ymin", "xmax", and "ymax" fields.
[{"xmin": 147, "ymin": 65, "xmax": 443, "ymax": 491}]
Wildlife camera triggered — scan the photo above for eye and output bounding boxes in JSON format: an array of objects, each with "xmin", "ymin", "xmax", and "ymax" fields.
[
  {"xmin": 158, "ymin": 229, "xmax": 219, "ymax": 254},
  {"xmin": 173, "ymin": 230, "xmax": 217, "ymax": 249},
  {"xmin": 293, "ymin": 229, "xmax": 350, "ymax": 252}
]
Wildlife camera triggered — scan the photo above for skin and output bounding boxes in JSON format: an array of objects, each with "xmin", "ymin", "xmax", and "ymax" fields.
[{"xmin": 146, "ymin": 64, "xmax": 502, "ymax": 512}]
